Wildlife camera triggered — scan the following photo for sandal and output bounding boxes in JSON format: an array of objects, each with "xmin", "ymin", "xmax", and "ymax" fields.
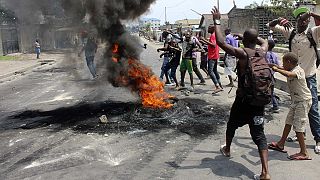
[
  {"xmin": 268, "ymin": 142, "xmax": 287, "ymax": 153},
  {"xmin": 212, "ymin": 88, "xmax": 223, "ymax": 95},
  {"xmin": 288, "ymin": 153, "xmax": 312, "ymax": 160}
]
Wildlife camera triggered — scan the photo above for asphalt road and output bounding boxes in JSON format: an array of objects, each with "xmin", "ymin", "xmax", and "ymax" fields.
[
  {"xmin": 2, "ymin": 38, "xmax": 320, "ymax": 180},
  {"xmin": 0, "ymin": 40, "xmax": 229, "ymax": 180}
]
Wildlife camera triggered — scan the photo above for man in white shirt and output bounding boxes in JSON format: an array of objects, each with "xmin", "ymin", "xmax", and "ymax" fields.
[{"xmin": 267, "ymin": 7, "xmax": 320, "ymax": 154}]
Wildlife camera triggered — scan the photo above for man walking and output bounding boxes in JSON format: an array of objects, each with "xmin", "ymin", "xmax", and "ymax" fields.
[
  {"xmin": 78, "ymin": 36, "xmax": 98, "ymax": 79},
  {"xmin": 267, "ymin": 7, "xmax": 320, "ymax": 154},
  {"xmin": 201, "ymin": 25, "xmax": 223, "ymax": 94},
  {"xmin": 212, "ymin": 6, "xmax": 270, "ymax": 180}
]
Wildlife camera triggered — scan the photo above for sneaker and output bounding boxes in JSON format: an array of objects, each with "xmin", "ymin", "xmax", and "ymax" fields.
[{"xmin": 165, "ymin": 82, "xmax": 175, "ymax": 86}]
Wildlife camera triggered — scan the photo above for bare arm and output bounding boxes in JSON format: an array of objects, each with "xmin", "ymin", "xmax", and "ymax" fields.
[
  {"xmin": 310, "ymin": 12, "xmax": 320, "ymax": 21},
  {"xmin": 157, "ymin": 43, "xmax": 169, "ymax": 52},
  {"xmin": 267, "ymin": 17, "xmax": 293, "ymax": 31},
  {"xmin": 200, "ymin": 37, "xmax": 216, "ymax": 47},
  {"xmin": 272, "ymin": 66, "xmax": 296, "ymax": 78},
  {"xmin": 168, "ymin": 45, "xmax": 182, "ymax": 52},
  {"xmin": 211, "ymin": 6, "xmax": 245, "ymax": 59}
]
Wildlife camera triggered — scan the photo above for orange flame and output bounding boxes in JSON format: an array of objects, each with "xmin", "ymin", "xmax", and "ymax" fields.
[
  {"xmin": 112, "ymin": 43, "xmax": 120, "ymax": 62},
  {"xmin": 111, "ymin": 43, "xmax": 173, "ymax": 109},
  {"xmin": 128, "ymin": 58, "xmax": 173, "ymax": 109}
]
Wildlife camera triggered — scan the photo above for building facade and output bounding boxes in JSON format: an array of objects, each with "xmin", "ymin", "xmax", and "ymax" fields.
[{"xmin": 139, "ymin": 18, "xmax": 161, "ymax": 30}]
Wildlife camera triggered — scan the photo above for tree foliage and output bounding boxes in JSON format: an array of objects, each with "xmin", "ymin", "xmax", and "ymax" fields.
[
  {"xmin": 244, "ymin": 1, "xmax": 260, "ymax": 9},
  {"xmin": 269, "ymin": 0, "xmax": 297, "ymax": 16}
]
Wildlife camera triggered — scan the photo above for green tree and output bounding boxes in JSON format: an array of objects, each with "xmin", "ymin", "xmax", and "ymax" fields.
[
  {"xmin": 269, "ymin": 0, "xmax": 297, "ymax": 16},
  {"xmin": 245, "ymin": 1, "xmax": 259, "ymax": 9}
]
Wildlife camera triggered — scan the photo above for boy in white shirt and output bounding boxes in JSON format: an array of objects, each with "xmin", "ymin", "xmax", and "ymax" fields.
[{"xmin": 268, "ymin": 52, "xmax": 312, "ymax": 160}]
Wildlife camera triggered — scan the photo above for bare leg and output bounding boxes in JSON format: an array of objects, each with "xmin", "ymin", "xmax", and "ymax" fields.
[
  {"xmin": 296, "ymin": 132, "xmax": 308, "ymax": 156},
  {"xmin": 259, "ymin": 150, "xmax": 271, "ymax": 179},
  {"xmin": 180, "ymin": 70, "xmax": 186, "ymax": 87},
  {"xmin": 189, "ymin": 73, "xmax": 194, "ymax": 87},
  {"xmin": 277, "ymin": 124, "xmax": 292, "ymax": 148}
]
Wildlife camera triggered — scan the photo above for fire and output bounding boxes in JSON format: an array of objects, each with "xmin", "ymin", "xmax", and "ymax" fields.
[
  {"xmin": 112, "ymin": 43, "xmax": 120, "ymax": 62},
  {"xmin": 111, "ymin": 43, "xmax": 173, "ymax": 109}
]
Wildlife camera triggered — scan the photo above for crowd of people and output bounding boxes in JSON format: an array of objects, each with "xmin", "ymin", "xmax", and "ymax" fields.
[
  {"xmin": 157, "ymin": 24, "xmax": 239, "ymax": 94},
  {"xmin": 156, "ymin": 5, "xmax": 320, "ymax": 180}
]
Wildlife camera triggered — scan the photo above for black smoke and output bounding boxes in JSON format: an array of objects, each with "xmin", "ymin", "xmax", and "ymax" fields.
[
  {"xmin": 3, "ymin": 0, "xmax": 162, "ymax": 106},
  {"xmin": 60, "ymin": 0, "xmax": 157, "ymax": 86}
]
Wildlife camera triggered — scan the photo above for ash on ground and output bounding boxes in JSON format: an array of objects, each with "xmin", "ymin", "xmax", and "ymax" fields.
[{"xmin": 8, "ymin": 98, "xmax": 229, "ymax": 137}]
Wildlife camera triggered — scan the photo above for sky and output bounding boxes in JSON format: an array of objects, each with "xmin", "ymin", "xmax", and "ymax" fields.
[{"xmin": 143, "ymin": 0, "xmax": 266, "ymax": 24}]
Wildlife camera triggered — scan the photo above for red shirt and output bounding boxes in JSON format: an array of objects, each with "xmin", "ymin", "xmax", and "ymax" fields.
[{"xmin": 207, "ymin": 33, "xmax": 220, "ymax": 60}]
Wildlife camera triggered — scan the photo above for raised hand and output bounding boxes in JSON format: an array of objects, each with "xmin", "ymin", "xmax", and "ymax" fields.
[
  {"xmin": 278, "ymin": 17, "xmax": 293, "ymax": 31},
  {"xmin": 211, "ymin": 6, "xmax": 221, "ymax": 20}
]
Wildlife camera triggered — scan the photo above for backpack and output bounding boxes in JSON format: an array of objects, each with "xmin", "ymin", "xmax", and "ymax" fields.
[
  {"xmin": 289, "ymin": 28, "xmax": 320, "ymax": 67},
  {"xmin": 241, "ymin": 48, "xmax": 274, "ymax": 106}
]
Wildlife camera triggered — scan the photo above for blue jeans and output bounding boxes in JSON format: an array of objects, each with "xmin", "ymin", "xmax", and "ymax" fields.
[
  {"xmin": 86, "ymin": 56, "xmax": 97, "ymax": 78},
  {"xmin": 208, "ymin": 59, "xmax": 220, "ymax": 86},
  {"xmin": 160, "ymin": 56, "xmax": 172, "ymax": 79},
  {"xmin": 35, "ymin": 47, "xmax": 40, "ymax": 59},
  {"xmin": 306, "ymin": 75, "xmax": 320, "ymax": 142}
]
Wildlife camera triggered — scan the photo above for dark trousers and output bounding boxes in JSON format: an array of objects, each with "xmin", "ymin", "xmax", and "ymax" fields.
[
  {"xmin": 191, "ymin": 58, "xmax": 205, "ymax": 82},
  {"xmin": 208, "ymin": 59, "xmax": 221, "ymax": 86},
  {"xmin": 226, "ymin": 96, "xmax": 268, "ymax": 150}
]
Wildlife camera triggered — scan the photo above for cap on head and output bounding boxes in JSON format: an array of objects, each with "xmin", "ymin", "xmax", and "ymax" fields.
[{"xmin": 293, "ymin": 7, "xmax": 309, "ymax": 19}]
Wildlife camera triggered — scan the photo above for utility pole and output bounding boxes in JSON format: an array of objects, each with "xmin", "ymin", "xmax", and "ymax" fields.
[
  {"xmin": 165, "ymin": 7, "xmax": 167, "ymax": 24},
  {"xmin": 217, "ymin": 0, "xmax": 220, "ymax": 10}
]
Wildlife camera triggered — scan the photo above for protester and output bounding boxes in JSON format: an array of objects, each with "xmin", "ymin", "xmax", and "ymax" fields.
[
  {"xmin": 78, "ymin": 36, "xmax": 98, "ymax": 79},
  {"xmin": 268, "ymin": 52, "xmax": 312, "ymax": 160},
  {"xmin": 200, "ymin": 25, "xmax": 223, "ymax": 94},
  {"xmin": 191, "ymin": 33, "xmax": 206, "ymax": 85},
  {"xmin": 267, "ymin": 7, "xmax": 320, "ymax": 154},
  {"xmin": 35, "ymin": 39, "xmax": 41, "ymax": 59},
  {"xmin": 266, "ymin": 40, "xmax": 280, "ymax": 113},
  {"xmin": 224, "ymin": 28, "xmax": 238, "ymax": 87},
  {"xmin": 158, "ymin": 30, "xmax": 173, "ymax": 82},
  {"xmin": 212, "ymin": 6, "xmax": 271, "ymax": 180},
  {"xmin": 158, "ymin": 39, "xmax": 181, "ymax": 87},
  {"xmin": 179, "ymin": 32, "xmax": 197, "ymax": 90}
]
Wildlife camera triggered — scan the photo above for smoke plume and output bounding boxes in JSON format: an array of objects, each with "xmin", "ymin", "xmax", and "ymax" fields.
[{"xmin": 3, "ymin": 0, "xmax": 172, "ymax": 108}]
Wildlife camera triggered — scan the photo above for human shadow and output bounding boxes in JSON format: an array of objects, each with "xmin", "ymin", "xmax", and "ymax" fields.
[
  {"xmin": 174, "ymin": 156, "xmax": 255, "ymax": 179},
  {"xmin": 232, "ymin": 136, "xmax": 290, "ymax": 166}
]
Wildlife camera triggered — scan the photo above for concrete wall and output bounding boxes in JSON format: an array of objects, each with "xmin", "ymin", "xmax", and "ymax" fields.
[{"xmin": 18, "ymin": 24, "xmax": 56, "ymax": 53}]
